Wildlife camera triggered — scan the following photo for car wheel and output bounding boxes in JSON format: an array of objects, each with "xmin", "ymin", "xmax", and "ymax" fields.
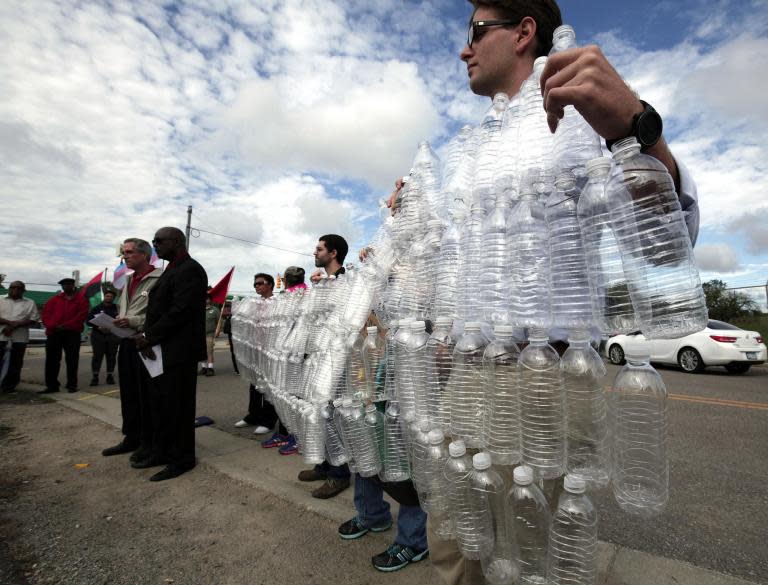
[
  {"xmin": 608, "ymin": 344, "xmax": 625, "ymax": 365},
  {"xmin": 678, "ymin": 347, "xmax": 704, "ymax": 373},
  {"xmin": 724, "ymin": 363, "xmax": 751, "ymax": 375}
]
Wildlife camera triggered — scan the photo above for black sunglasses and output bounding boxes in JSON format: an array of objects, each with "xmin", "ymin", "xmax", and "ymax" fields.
[{"xmin": 467, "ymin": 19, "xmax": 520, "ymax": 48}]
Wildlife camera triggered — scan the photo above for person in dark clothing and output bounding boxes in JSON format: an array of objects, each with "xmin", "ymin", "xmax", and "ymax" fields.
[
  {"xmin": 40, "ymin": 277, "xmax": 89, "ymax": 393},
  {"xmin": 298, "ymin": 234, "xmax": 352, "ymax": 499},
  {"xmin": 134, "ymin": 227, "xmax": 207, "ymax": 482},
  {"xmin": 87, "ymin": 290, "xmax": 120, "ymax": 386},
  {"xmin": 217, "ymin": 301, "xmax": 239, "ymax": 374},
  {"xmin": 234, "ymin": 273, "xmax": 290, "ymax": 442}
]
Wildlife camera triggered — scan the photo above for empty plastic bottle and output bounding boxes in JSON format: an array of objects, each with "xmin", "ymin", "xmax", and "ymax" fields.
[
  {"xmin": 506, "ymin": 465, "xmax": 550, "ymax": 585},
  {"xmin": 380, "ymin": 400, "xmax": 410, "ymax": 482},
  {"xmin": 519, "ymin": 328, "xmax": 564, "ymax": 480},
  {"xmin": 508, "ymin": 190, "xmax": 550, "ymax": 328},
  {"xmin": 547, "ymin": 474, "xmax": 598, "ymax": 585},
  {"xmin": 346, "ymin": 328, "xmax": 369, "ymax": 399},
  {"xmin": 399, "ymin": 321, "xmax": 430, "ymax": 418},
  {"xmin": 424, "ymin": 317, "xmax": 454, "ymax": 432},
  {"xmin": 563, "ymin": 329, "xmax": 610, "ymax": 489},
  {"xmin": 469, "ymin": 453, "xmax": 517, "ymax": 585},
  {"xmin": 481, "ymin": 197, "xmax": 511, "ymax": 324},
  {"xmin": 458, "ymin": 206, "xmax": 487, "ymax": 322},
  {"xmin": 362, "ymin": 326, "xmax": 387, "ymax": 401},
  {"xmin": 474, "ymin": 93, "xmax": 510, "ymax": 206},
  {"xmin": 345, "ymin": 400, "xmax": 381, "ymax": 477},
  {"xmin": 423, "ymin": 429, "xmax": 453, "ymax": 539},
  {"xmin": 433, "ymin": 210, "xmax": 466, "ymax": 320},
  {"xmin": 483, "ymin": 324, "xmax": 522, "ymax": 465},
  {"xmin": 323, "ymin": 400, "xmax": 349, "ymax": 466},
  {"xmin": 447, "ymin": 322, "xmax": 490, "ymax": 448},
  {"xmin": 546, "ymin": 171, "xmax": 594, "ymax": 330},
  {"xmin": 444, "ymin": 440, "xmax": 477, "ymax": 557},
  {"xmin": 578, "ymin": 157, "xmax": 638, "ymax": 334},
  {"xmin": 516, "ymin": 57, "xmax": 554, "ymax": 197},
  {"xmin": 610, "ymin": 341, "xmax": 668, "ymax": 517},
  {"xmin": 607, "ymin": 137, "xmax": 708, "ymax": 339}
]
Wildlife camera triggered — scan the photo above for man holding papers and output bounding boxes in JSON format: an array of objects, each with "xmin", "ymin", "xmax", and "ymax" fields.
[
  {"xmin": 102, "ymin": 238, "xmax": 162, "ymax": 462},
  {"xmin": 135, "ymin": 227, "xmax": 207, "ymax": 482}
]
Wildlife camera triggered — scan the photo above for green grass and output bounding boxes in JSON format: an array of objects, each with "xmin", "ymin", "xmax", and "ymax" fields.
[{"xmin": 731, "ymin": 313, "xmax": 768, "ymax": 336}]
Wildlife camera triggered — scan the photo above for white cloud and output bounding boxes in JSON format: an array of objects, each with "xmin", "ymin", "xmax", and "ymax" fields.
[{"xmin": 694, "ymin": 243, "xmax": 742, "ymax": 272}]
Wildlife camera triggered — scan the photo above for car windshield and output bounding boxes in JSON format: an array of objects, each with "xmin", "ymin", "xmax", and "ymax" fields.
[{"xmin": 708, "ymin": 320, "xmax": 742, "ymax": 331}]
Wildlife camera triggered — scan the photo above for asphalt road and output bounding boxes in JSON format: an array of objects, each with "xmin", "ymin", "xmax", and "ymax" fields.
[{"xmin": 17, "ymin": 342, "xmax": 768, "ymax": 582}]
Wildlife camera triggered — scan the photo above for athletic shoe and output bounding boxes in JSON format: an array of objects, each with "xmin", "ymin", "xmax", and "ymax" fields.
[
  {"xmin": 261, "ymin": 433, "xmax": 288, "ymax": 448},
  {"xmin": 338, "ymin": 516, "xmax": 392, "ymax": 540},
  {"xmin": 372, "ymin": 543, "xmax": 429, "ymax": 572},
  {"xmin": 253, "ymin": 425, "xmax": 270, "ymax": 434},
  {"xmin": 234, "ymin": 420, "xmax": 249, "ymax": 428},
  {"xmin": 278, "ymin": 435, "xmax": 298, "ymax": 455}
]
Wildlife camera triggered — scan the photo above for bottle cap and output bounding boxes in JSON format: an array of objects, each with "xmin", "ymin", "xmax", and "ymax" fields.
[
  {"xmin": 554, "ymin": 171, "xmax": 576, "ymax": 189},
  {"xmin": 564, "ymin": 474, "xmax": 587, "ymax": 493},
  {"xmin": 342, "ymin": 398, "xmax": 353, "ymax": 408},
  {"xmin": 465, "ymin": 321, "xmax": 483, "ymax": 331},
  {"xmin": 586, "ymin": 157, "xmax": 612, "ymax": 175},
  {"xmin": 410, "ymin": 321, "xmax": 426, "ymax": 331},
  {"xmin": 332, "ymin": 398, "xmax": 343, "ymax": 407},
  {"xmin": 473, "ymin": 452, "xmax": 492, "ymax": 470},
  {"xmin": 533, "ymin": 56, "xmax": 548, "ymax": 69},
  {"xmin": 449, "ymin": 440, "xmax": 466, "ymax": 457},
  {"xmin": 513, "ymin": 465, "xmax": 534, "ymax": 485},
  {"xmin": 493, "ymin": 324, "xmax": 515, "ymax": 335},
  {"xmin": 435, "ymin": 317, "xmax": 453, "ymax": 327},
  {"xmin": 427, "ymin": 219, "xmax": 443, "ymax": 230},
  {"xmin": 427, "ymin": 429, "xmax": 444, "ymax": 445},
  {"xmin": 366, "ymin": 326, "xmax": 378, "ymax": 334}
]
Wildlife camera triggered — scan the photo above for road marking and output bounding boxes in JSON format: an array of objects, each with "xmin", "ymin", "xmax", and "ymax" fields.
[
  {"xmin": 668, "ymin": 393, "xmax": 768, "ymax": 411},
  {"xmin": 77, "ymin": 389, "xmax": 119, "ymax": 401}
]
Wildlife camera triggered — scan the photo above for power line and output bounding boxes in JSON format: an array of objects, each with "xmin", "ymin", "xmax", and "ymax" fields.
[{"xmin": 190, "ymin": 226, "xmax": 313, "ymax": 257}]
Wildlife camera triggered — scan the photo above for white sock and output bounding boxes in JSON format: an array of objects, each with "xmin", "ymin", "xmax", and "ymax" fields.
[{"xmin": 208, "ymin": 362, "xmax": 214, "ymax": 368}]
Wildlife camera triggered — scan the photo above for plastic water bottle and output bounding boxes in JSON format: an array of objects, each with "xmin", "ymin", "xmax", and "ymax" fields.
[
  {"xmin": 483, "ymin": 324, "xmax": 521, "ymax": 465},
  {"xmin": 444, "ymin": 440, "xmax": 476, "ymax": 556},
  {"xmin": 546, "ymin": 171, "xmax": 594, "ymax": 330},
  {"xmin": 424, "ymin": 317, "xmax": 454, "ymax": 432},
  {"xmin": 607, "ymin": 137, "xmax": 708, "ymax": 339},
  {"xmin": 508, "ymin": 190, "xmax": 550, "ymax": 328},
  {"xmin": 469, "ymin": 453, "xmax": 517, "ymax": 585},
  {"xmin": 323, "ymin": 401, "xmax": 349, "ymax": 466},
  {"xmin": 519, "ymin": 328, "xmax": 564, "ymax": 479},
  {"xmin": 578, "ymin": 157, "xmax": 638, "ymax": 334},
  {"xmin": 380, "ymin": 400, "xmax": 410, "ymax": 482},
  {"xmin": 458, "ymin": 206, "xmax": 487, "ymax": 322},
  {"xmin": 408, "ymin": 418, "xmax": 432, "ymax": 503},
  {"xmin": 549, "ymin": 26, "xmax": 603, "ymax": 178},
  {"xmin": 346, "ymin": 328, "xmax": 369, "ymax": 399},
  {"xmin": 610, "ymin": 341, "xmax": 668, "ymax": 517},
  {"xmin": 562, "ymin": 329, "xmax": 610, "ymax": 489},
  {"xmin": 547, "ymin": 474, "xmax": 598, "ymax": 585},
  {"xmin": 517, "ymin": 57, "xmax": 554, "ymax": 197},
  {"xmin": 481, "ymin": 197, "xmax": 511, "ymax": 324},
  {"xmin": 383, "ymin": 323, "xmax": 398, "ymax": 401},
  {"xmin": 474, "ymin": 93, "xmax": 510, "ymax": 206},
  {"xmin": 423, "ymin": 429, "xmax": 453, "ymax": 539},
  {"xmin": 434, "ymin": 210, "xmax": 466, "ymax": 320},
  {"xmin": 364, "ymin": 403, "xmax": 385, "ymax": 467},
  {"xmin": 399, "ymin": 321, "xmax": 430, "ymax": 418},
  {"xmin": 345, "ymin": 400, "xmax": 381, "ymax": 477},
  {"xmin": 447, "ymin": 322, "xmax": 489, "ymax": 448},
  {"xmin": 506, "ymin": 465, "xmax": 550, "ymax": 585},
  {"xmin": 300, "ymin": 403, "xmax": 326, "ymax": 465},
  {"xmin": 362, "ymin": 326, "xmax": 387, "ymax": 401}
]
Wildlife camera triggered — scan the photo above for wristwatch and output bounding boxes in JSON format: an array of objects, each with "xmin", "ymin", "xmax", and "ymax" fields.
[{"xmin": 605, "ymin": 100, "xmax": 663, "ymax": 152}]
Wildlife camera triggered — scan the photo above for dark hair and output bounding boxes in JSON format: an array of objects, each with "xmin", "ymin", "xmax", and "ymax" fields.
[
  {"xmin": 469, "ymin": 0, "xmax": 562, "ymax": 56},
  {"xmin": 319, "ymin": 234, "xmax": 348, "ymax": 265},
  {"xmin": 284, "ymin": 267, "xmax": 305, "ymax": 288},
  {"xmin": 253, "ymin": 273, "xmax": 275, "ymax": 288}
]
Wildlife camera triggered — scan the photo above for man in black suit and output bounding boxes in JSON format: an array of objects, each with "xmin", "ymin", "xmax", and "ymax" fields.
[{"xmin": 134, "ymin": 227, "xmax": 207, "ymax": 482}]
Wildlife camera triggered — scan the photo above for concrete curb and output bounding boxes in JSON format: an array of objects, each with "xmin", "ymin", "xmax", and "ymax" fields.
[{"xmin": 38, "ymin": 387, "xmax": 757, "ymax": 585}]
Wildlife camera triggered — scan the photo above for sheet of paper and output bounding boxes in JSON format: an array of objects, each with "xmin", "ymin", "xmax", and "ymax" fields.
[
  {"xmin": 89, "ymin": 312, "xmax": 136, "ymax": 338},
  {"xmin": 139, "ymin": 344, "xmax": 163, "ymax": 378}
]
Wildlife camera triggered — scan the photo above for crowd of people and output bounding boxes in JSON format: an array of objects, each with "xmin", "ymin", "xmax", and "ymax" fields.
[{"xmin": 0, "ymin": 0, "xmax": 702, "ymax": 581}]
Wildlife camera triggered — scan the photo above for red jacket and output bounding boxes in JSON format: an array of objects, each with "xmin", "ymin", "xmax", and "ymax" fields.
[{"xmin": 41, "ymin": 293, "xmax": 89, "ymax": 335}]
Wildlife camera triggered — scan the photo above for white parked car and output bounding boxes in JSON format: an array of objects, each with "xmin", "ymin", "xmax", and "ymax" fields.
[
  {"xmin": 605, "ymin": 320, "xmax": 766, "ymax": 374},
  {"xmin": 27, "ymin": 323, "xmax": 47, "ymax": 344}
]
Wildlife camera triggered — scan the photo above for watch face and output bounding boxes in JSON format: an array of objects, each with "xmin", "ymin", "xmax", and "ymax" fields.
[{"xmin": 638, "ymin": 109, "xmax": 663, "ymax": 147}]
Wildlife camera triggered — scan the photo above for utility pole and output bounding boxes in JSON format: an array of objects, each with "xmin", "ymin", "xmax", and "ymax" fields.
[{"xmin": 185, "ymin": 205, "xmax": 192, "ymax": 251}]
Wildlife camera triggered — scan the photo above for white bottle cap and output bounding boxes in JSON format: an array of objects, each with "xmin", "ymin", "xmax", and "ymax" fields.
[
  {"xmin": 449, "ymin": 440, "xmax": 466, "ymax": 457},
  {"xmin": 435, "ymin": 317, "xmax": 453, "ymax": 327},
  {"xmin": 513, "ymin": 465, "xmax": 534, "ymax": 485},
  {"xmin": 427, "ymin": 429, "xmax": 444, "ymax": 445},
  {"xmin": 493, "ymin": 324, "xmax": 515, "ymax": 335},
  {"xmin": 465, "ymin": 321, "xmax": 483, "ymax": 331},
  {"xmin": 366, "ymin": 326, "xmax": 378, "ymax": 334},
  {"xmin": 332, "ymin": 398, "xmax": 343, "ymax": 407},
  {"xmin": 473, "ymin": 452, "xmax": 492, "ymax": 470},
  {"xmin": 427, "ymin": 219, "xmax": 443, "ymax": 230},
  {"xmin": 564, "ymin": 474, "xmax": 587, "ymax": 494},
  {"xmin": 410, "ymin": 321, "xmax": 426, "ymax": 331},
  {"xmin": 342, "ymin": 398, "xmax": 353, "ymax": 408}
]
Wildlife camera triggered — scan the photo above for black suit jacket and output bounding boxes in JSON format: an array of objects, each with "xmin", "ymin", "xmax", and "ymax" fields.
[{"xmin": 144, "ymin": 254, "xmax": 207, "ymax": 367}]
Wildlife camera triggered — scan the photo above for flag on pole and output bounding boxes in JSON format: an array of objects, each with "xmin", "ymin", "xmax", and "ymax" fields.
[
  {"xmin": 80, "ymin": 271, "xmax": 104, "ymax": 308},
  {"xmin": 208, "ymin": 267, "xmax": 235, "ymax": 304},
  {"xmin": 113, "ymin": 261, "xmax": 131, "ymax": 290}
]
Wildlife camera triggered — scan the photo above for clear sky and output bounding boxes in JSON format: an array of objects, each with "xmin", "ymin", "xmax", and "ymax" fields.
[{"xmin": 1, "ymin": 0, "xmax": 766, "ymax": 308}]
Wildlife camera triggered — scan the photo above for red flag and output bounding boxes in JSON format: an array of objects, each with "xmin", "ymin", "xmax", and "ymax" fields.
[
  {"xmin": 208, "ymin": 267, "xmax": 235, "ymax": 304},
  {"xmin": 79, "ymin": 271, "xmax": 104, "ymax": 305}
]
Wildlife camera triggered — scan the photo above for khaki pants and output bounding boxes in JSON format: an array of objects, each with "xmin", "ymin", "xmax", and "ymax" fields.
[{"xmin": 427, "ymin": 516, "xmax": 484, "ymax": 585}]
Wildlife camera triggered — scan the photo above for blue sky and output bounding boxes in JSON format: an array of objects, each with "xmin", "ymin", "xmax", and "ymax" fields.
[{"xmin": 1, "ymin": 0, "xmax": 766, "ymax": 308}]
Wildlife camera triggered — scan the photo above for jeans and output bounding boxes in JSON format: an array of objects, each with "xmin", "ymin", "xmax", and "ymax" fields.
[
  {"xmin": 354, "ymin": 474, "xmax": 427, "ymax": 550},
  {"xmin": 0, "ymin": 341, "xmax": 27, "ymax": 391}
]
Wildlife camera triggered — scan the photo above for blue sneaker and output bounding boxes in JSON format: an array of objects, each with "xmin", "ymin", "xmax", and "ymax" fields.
[
  {"xmin": 372, "ymin": 543, "xmax": 428, "ymax": 572},
  {"xmin": 278, "ymin": 435, "xmax": 298, "ymax": 455},
  {"xmin": 338, "ymin": 516, "xmax": 392, "ymax": 540},
  {"xmin": 261, "ymin": 433, "xmax": 288, "ymax": 449}
]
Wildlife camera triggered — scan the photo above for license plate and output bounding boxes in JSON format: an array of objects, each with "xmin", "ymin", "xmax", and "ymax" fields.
[{"xmin": 746, "ymin": 352, "xmax": 758, "ymax": 360}]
